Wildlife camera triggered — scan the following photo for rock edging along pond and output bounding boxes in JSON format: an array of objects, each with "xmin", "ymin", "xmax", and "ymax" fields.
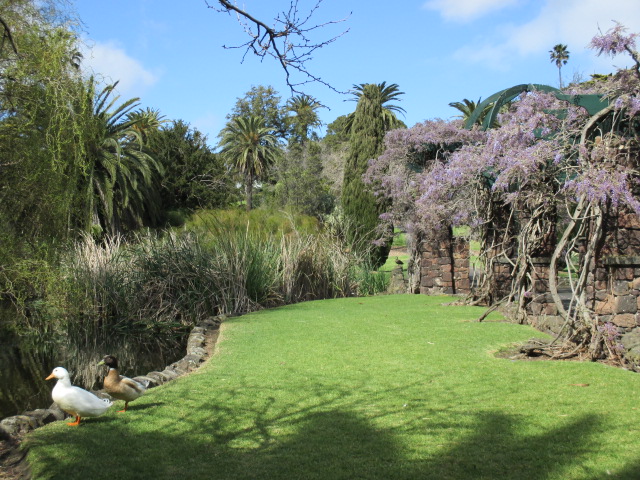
[{"xmin": 0, "ymin": 315, "xmax": 225, "ymax": 438}]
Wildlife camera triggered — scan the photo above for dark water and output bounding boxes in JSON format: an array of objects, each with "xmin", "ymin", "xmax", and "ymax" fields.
[{"xmin": 0, "ymin": 304, "xmax": 188, "ymax": 420}]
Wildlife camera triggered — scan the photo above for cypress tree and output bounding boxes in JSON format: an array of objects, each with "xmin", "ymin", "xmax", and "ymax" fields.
[{"xmin": 342, "ymin": 82, "xmax": 405, "ymax": 267}]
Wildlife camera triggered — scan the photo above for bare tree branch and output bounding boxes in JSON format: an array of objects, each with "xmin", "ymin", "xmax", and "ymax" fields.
[{"xmin": 205, "ymin": 0, "xmax": 350, "ymax": 95}]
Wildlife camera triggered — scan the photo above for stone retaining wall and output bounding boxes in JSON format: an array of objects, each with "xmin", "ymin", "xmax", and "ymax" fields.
[{"xmin": 419, "ymin": 235, "xmax": 470, "ymax": 295}]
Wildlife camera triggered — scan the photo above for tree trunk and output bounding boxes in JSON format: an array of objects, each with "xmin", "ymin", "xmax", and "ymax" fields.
[{"xmin": 245, "ymin": 172, "xmax": 253, "ymax": 211}]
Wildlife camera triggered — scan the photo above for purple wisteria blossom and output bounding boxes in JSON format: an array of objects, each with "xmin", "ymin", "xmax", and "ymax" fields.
[{"xmin": 590, "ymin": 21, "xmax": 638, "ymax": 57}]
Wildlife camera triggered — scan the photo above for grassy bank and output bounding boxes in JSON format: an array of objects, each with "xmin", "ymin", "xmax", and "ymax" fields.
[{"xmin": 26, "ymin": 295, "xmax": 640, "ymax": 479}]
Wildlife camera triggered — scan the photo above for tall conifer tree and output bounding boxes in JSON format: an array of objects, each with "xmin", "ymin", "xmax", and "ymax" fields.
[{"xmin": 342, "ymin": 82, "xmax": 404, "ymax": 267}]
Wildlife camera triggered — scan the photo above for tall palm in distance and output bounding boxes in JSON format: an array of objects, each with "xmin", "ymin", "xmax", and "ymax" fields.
[
  {"xmin": 286, "ymin": 94, "xmax": 323, "ymax": 145},
  {"xmin": 127, "ymin": 107, "xmax": 168, "ymax": 145},
  {"xmin": 549, "ymin": 44, "xmax": 570, "ymax": 89},
  {"xmin": 218, "ymin": 116, "xmax": 279, "ymax": 211}
]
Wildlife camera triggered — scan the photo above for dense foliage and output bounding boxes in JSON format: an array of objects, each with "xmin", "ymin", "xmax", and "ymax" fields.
[{"xmin": 148, "ymin": 119, "xmax": 235, "ymax": 218}]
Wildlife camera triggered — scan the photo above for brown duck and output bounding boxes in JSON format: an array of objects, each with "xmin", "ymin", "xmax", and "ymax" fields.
[{"xmin": 98, "ymin": 355, "xmax": 148, "ymax": 413}]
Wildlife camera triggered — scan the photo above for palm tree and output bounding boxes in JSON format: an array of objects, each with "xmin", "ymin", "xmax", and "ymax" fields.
[
  {"xmin": 549, "ymin": 44, "xmax": 570, "ymax": 89},
  {"xmin": 344, "ymin": 82, "xmax": 406, "ymax": 134},
  {"xmin": 449, "ymin": 98, "xmax": 501, "ymax": 127},
  {"xmin": 218, "ymin": 116, "xmax": 279, "ymax": 210},
  {"xmin": 286, "ymin": 94, "xmax": 323, "ymax": 144},
  {"xmin": 81, "ymin": 80, "xmax": 164, "ymax": 235},
  {"xmin": 127, "ymin": 107, "xmax": 167, "ymax": 145}
]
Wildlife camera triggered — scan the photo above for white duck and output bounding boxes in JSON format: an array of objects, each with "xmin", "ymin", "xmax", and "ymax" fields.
[{"xmin": 45, "ymin": 367, "xmax": 113, "ymax": 426}]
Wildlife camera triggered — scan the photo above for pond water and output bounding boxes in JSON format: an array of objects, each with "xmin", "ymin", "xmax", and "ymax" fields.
[{"xmin": 0, "ymin": 303, "xmax": 188, "ymax": 420}]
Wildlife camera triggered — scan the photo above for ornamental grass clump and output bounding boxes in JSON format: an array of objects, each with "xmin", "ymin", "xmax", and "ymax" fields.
[
  {"xmin": 202, "ymin": 221, "xmax": 282, "ymax": 313},
  {"xmin": 54, "ymin": 210, "xmax": 390, "ymax": 367}
]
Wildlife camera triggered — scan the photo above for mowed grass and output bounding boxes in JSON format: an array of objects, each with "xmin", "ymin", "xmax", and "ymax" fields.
[{"xmin": 26, "ymin": 295, "xmax": 640, "ymax": 479}]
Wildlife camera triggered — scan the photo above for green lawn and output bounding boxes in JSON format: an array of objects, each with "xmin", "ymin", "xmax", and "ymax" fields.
[
  {"xmin": 26, "ymin": 295, "xmax": 640, "ymax": 479},
  {"xmin": 379, "ymin": 252, "xmax": 410, "ymax": 272}
]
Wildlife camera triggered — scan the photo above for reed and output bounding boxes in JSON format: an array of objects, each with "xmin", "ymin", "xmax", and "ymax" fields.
[{"xmin": 37, "ymin": 211, "xmax": 388, "ymax": 361}]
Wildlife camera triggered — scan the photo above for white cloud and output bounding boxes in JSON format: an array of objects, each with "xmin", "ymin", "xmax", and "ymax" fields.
[
  {"xmin": 507, "ymin": 0, "xmax": 640, "ymax": 56},
  {"xmin": 80, "ymin": 40, "xmax": 159, "ymax": 97},
  {"xmin": 423, "ymin": 0, "xmax": 520, "ymax": 22},
  {"xmin": 454, "ymin": 0, "xmax": 640, "ymax": 71}
]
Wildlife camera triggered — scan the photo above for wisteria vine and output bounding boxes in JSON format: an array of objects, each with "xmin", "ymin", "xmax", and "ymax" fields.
[{"xmin": 366, "ymin": 22, "xmax": 640, "ymax": 361}]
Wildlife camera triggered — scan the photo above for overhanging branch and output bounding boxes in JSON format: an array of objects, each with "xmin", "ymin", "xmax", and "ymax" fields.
[{"xmin": 205, "ymin": 0, "xmax": 350, "ymax": 95}]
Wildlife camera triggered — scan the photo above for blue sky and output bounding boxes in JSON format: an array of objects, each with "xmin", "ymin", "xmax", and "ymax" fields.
[{"xmin": 75, "ymin": 0, "xmax": 640, "ymax": 145}]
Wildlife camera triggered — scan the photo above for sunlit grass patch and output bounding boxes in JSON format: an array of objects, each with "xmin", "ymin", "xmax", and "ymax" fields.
[{"xmin": 27, "ymin": 295, "xmax": 640, "ymax": 480}]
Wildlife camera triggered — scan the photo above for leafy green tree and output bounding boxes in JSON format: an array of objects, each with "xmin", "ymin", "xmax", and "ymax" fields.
[
  {"xmin": 218, "ymin": 116, "xmax": 279, "ymax": 211},
  {"xmin": 148, "ymin": 120, "xmax": 235, "ymax": 215},
  {"xmin": 342, "ymin": 82, "xmax": 405, "ymax": 267},
  {"xmin": 318, "ymin": 115, "xmax": 351, "ymax": 198},
  {"xmin": 226, "ymin": 85, "xmax": 288, "ymax": 138},
  {"xmin": 549, "ymin": 44, "xmax": 570, "ymax": 89},
  {"xmin": 270, "ymin": 142, "xmax": 335, "ymax": 217},
  {"xmin": 0, "ymin": 0, "xmax": 86, "ymax": 249},
  {"xmin": 267, "ymin": 94, "xmax": 333, "ymax": 216}
]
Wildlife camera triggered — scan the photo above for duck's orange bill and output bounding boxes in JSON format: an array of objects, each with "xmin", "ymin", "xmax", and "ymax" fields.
[{"xmin": 45, "ymin": 373, "xmax": 55, "ymax": 380}]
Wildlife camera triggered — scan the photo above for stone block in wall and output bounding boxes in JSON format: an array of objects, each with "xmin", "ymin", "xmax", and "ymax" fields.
[
  {"xmin": 544, "ymin": 303, "xmax": 558, "ymax": 315},
  {"xmin": 619, "ymin": 212, "xmax": 640, "ymax": 228},
  {"xmin": 595, "ymin": 289, "xmax": 608, "ymax": 301},
  {"xmin": 534, "ymin": 279, "xmax": 548, "ymax": 293},
  {"xmin": 612, "ymin": 314, "xmax": 637, "ymax": 328},
  {"xmin": 594, "ymin": 280, "xmax": 608, "ymax": 292},
  {"xmin": 615, "ymin": 295, "xmax": 638, "ymax": 314},
  {"xmin": 595, "ymin": 295, "xmax": 615, "ymax": 315},
  {"xmin": 612, "ymin": 280, "xmax": 631, "ymax": 296},
  {"xmin": 528, "ymin": 302, "xmax": 543, "ymax": 315},
  {"xmin": 615, "ymin": 267, "xmax": 635, "ymax": 281},
  {"xmin": 456, "ymin": 278, "xmax": 470, "ymax": 290},
  {"xmin": 632, "ymin": 277, "xmax": 640, "ymax": 290},
  {"xmin": 628, "ymin": 229, "xmax": 640, "ymax": 248},
  {"xmin": 621, "ymin": 329, "xmax": 640, "ymax": 365}
]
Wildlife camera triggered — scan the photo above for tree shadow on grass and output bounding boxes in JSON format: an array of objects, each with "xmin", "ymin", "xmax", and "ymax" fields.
[{"xmin": 26, "ymin": 397, "xmax": 640, "ymax": 480}]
